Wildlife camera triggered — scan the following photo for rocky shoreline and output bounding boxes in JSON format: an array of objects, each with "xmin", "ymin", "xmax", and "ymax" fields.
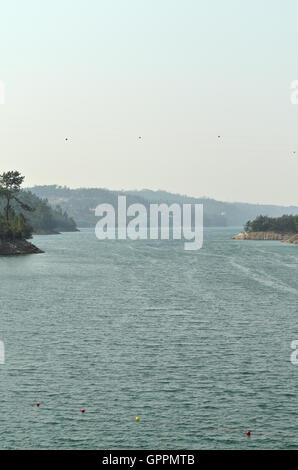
[
  {"xmin": 232, "ymin": 231, "xmax": 298, "ymax": 244},
  {"xmin": 0, "ymin": 240, "xmax": 44, "ymax": 256}
]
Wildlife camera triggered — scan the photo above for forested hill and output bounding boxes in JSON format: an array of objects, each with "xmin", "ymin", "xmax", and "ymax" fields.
[
  {"xmin": 27, "ymin": 185, "xmax": 298, "ymax": 228},
  {"xmin": 245, "ymin": 215, "xmax": 298, "ymax": 234},
  {"xmin": 27, "ymin": 186, "xmax": 151, "ymax": 228},
  {"xmin": 0, "ymin": 190, "xmax": 77, "ymax": 234},
  {"xmin": 127, "ymin": 190, "xmax": 298, "ymax": 227}
]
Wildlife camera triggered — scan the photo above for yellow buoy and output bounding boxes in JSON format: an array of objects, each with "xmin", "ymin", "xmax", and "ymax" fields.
[{"xmin": 136, "ymin": 417, "xmax": 139, "ymax": 421}]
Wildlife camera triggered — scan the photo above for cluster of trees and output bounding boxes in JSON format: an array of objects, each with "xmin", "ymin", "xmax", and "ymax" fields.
[
  {"xmin": 245, "ymin": 215, "xmax": 298, "ymax": 234},
  {"xmin": 0, "ymin": 171, "xmax": 33, "ymax": 241},
  {"xmin": 0, "ymin": 213, "xmax": 33, "ymax": 241},
  {"xmin": 19, "ymin": 191, "xmax": 77, "ymax": 233},
  {"xmin": 0, "ymin": 171, "xmax": 77, "ymax": 241}
]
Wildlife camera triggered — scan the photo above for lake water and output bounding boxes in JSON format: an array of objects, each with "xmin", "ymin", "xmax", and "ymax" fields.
[{"xmin": 0, "ymin": 227, "xmax": 298, "ymax": 449}]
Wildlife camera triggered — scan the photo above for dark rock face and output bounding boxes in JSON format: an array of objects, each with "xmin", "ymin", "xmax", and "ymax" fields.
[{"xmin": 0, "ymin": 240, "xmax": 44, "ymax": 256}]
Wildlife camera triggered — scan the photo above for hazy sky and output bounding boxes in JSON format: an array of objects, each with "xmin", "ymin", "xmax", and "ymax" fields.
[{"xmin": 1, "ymin": 0, "xmax": 298, "ymax": 205}]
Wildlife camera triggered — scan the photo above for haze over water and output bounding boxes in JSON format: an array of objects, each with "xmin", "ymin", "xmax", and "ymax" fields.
[{"xmin": 0, "ymin": 228, "xmax": 298, "ymax": 449}]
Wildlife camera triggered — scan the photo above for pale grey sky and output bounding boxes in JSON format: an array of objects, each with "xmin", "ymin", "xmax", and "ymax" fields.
[{"xmin": 0, "ymin": 0, "xmax": 298, "ymax": 205}]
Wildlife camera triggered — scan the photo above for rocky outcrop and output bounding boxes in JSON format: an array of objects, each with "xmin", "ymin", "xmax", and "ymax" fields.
[
  {"xmin": 232, "ymin": 231, "xmax": 298, "ymax": 244},
  {"xmin": 0, "ymin": 239, "xmax": 44, "ymax": 256},
  {"xmin": 282, "ymin": 234, "xmax": 298, "ymax": 244}
]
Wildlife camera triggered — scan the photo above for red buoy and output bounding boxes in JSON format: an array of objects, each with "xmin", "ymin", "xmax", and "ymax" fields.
[
  {"xmin": 36, "ymin": 402, "xmax": 40, "ymax": 407},
  {"xmin": 246, "ymin": 430, "xmax": 251, "ymax": 436},
  {"xmin": 81, "ymin": 409, "xmax": 85, "ymax": 413}
]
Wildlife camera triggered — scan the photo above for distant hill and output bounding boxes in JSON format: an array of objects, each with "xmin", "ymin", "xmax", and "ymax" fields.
[
  {"xmin": 127, "ymin": 189, "xmax": 298, "ymax": 227},
  {"xmin": 27, "ymin": 186, "xmax": 150, "ymax": 228},
  {"xmin": 27, "ymin": 185, "xmax": 298, "ymax": 228},
  {"xmin": 1, "ymin": 190, "xmax": 78, "ymax": 234}
]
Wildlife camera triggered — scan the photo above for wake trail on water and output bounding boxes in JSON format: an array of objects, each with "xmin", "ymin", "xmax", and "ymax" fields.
[
  {"xmin": 252, "ymin": 247, "xmax": 298, "ymax": 269},
  {"xmin": 230, "ymin": 258, "xmax": 298, "ymax": 295}
]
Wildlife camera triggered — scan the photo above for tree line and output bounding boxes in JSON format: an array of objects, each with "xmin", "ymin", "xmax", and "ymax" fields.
[
  {"xmin": 245, "ymin": 214, "xmax": 298, "ymax": 234},
  {"xmin": 0, "ymin": 171, "xmax": 77, "ymax": 241}
]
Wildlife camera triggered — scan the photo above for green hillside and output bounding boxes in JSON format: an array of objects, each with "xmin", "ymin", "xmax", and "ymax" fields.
[
  {"xmin": 0, "ymin": 190, "xmax": 77, "ymax": 235},
  {"xmin": 28, "ymin": 185, "xmax": 298, "ymax": 228}
]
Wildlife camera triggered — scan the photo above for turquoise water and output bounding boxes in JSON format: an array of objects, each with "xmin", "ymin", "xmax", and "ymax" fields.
[{"xmin": 0, "ymin": 227, "xmax": 298, "ymax": 449}]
